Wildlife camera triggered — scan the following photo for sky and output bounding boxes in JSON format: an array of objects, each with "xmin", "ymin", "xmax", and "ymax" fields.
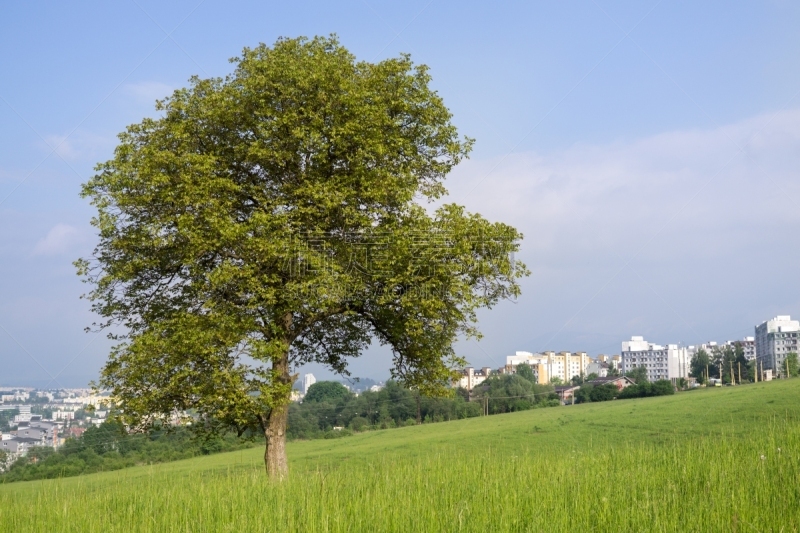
[{"xmin": 1, "ymin": 1, "xmax": 800, "ymax": 387}]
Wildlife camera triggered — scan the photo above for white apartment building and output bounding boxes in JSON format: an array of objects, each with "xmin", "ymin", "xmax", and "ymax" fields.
[
  {"xmin": 302, "ymin": 373, "xmax": 317, "ymax": 395},
  {"xmin": 456, "ymin": 367, "xmax": 492, "ymax": 391},
  {"xmin": 755, "ymin": 316, "xmax": 800, "ymax": 374},
  {"xmin": 688, "ymin": 338, "xmax": 756, "ymax": 361},
  {"xmin": 621, "ymin": 336, "xmax": 689, "ymax": 382},
  {"xmin": 504, "ymin": 351, "xmax": 590, "ymax": 384},
  {"xmin": 733, "ymin": 337, "xmax": 756, "ymax": 360}
]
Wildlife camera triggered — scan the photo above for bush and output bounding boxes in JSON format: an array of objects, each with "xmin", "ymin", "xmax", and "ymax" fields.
[
  {"xmin": 618, "ymin": 380, "xmax": 675, "ymax": 399},
  {"xmin": 589, "ymin": 384, "xmax": 619, "ymax": 402},
  {"xmin": 349, "ymin": 417, "xmax": 369, "ymax": 432}
]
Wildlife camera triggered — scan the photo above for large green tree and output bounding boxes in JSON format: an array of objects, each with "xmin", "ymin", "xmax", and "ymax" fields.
[{"xmin": 78, "ymin": 36, "xmax": 527, "ymax": 479}]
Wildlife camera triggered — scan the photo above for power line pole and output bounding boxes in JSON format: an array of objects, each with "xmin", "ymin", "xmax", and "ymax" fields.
[{"xmin": 738, "ymin": 362, "xmax": 742, "ymax": 384}]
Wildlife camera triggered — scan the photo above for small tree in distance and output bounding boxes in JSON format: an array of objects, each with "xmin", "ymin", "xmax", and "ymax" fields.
[
  {"xmin": 625, "ymin": 366, "xmax": 648, "ymax": 384},
  {"xmin": 304, "ymin": 382, "xmax": 350, "ymax": 403},
  {"xmin": 516, "ymin": 363, "xmax": 535, "ymax": 383},
  {"xmin": 690, "ymin": 349, "xmax": 710, "ymax": 384},
  {"xmin": 786, "ymin": 353, "xmax": 799, "ymax": 378},
  {"xmin": 78, "ymin": 36, "xmax": 528, "ymax": 480}
]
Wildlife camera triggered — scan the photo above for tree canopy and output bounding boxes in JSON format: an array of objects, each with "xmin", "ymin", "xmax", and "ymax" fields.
[
  {"xmin": 689, "ymin": 349, "xmax": 711, "ymax": 384},
  {"xmin": 304, "ymin": 381, "xmax": 350, "ymax": 403},
  {"xmin": 625, "ymin": 366, "xmax": 648, "ymax": 384},
  {"xmin": 78, "ymin": 36, "xmax": 528, "ymax": 479}
]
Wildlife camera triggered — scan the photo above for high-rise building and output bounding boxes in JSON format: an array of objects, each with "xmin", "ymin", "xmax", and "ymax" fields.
[
  {"xmin": 302, "ymin": 373, "xmax": 317, "ymax": 394},
  {"xmin": 621, "ymin": 336, "xmax": 689, "ymax": 382},
  {"xmin": 755, "ymin": 316, "xmax": 800, "ymax": 374}
]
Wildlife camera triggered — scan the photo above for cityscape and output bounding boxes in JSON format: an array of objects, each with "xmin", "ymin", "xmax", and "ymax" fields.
[{"xmin": 4, "ymin": 314, "xmax": 796, "ymax": 468}]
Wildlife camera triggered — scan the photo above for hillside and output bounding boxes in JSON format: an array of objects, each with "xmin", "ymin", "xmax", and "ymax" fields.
[{"xmin": 3, "ymin": 380, "xmax": 800, "ymax": 532}]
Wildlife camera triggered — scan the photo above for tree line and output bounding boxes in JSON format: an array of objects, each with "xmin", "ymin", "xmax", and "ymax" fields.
[
  {"xmin": 0, "ymin": 421, "xmax": 255, "ymax": 483},
  {"xmin": 688, "ymin": 343, "xmax": 800, "ymax": 384}
]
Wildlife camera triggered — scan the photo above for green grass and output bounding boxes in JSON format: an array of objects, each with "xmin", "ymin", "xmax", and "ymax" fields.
[{"xmin": 3, "ymin": 381, "xmax": 800, "ymax": 532}]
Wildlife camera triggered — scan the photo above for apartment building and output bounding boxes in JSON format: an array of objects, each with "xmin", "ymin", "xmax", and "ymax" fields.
[
  {"xmin": 621, "ymin": 336, "xmax": 690, "ymax": 381},
  {"xmin": 596, "ymin": 354, "xmax": 622, "ymax": 370},
  {"xmin": 504, "ymin": 351, "xmax": 590, "ymax": 384},
  {"xmin": 689, "ymin": 338, "xmax": 756, "ymax": 361},
  {"xmin": 732, "ymin": 337, "xmax": 756, "ymax": 360},
  {"xmin": 456, "ymin": 367, "xmax": 493, "ymax": 391},
  {"xmin": 755, "ymin": 316, "xmax": 800, "ymax": 374}
]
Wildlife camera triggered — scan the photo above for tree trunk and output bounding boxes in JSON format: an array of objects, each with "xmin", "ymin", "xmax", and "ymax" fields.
[
  {"xmin": 263, "ymin": 342, "xmax": 292, "ymax": 481},
  {"xmin": 416, "ymin": 393, "xmax": 421, "ymax": 425},
  {"xmin": 264, "ymin": 401, "xmax": 289, "ymax": 480}
]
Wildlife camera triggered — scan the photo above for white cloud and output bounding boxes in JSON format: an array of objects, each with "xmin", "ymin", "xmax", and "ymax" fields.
[
  {"xmin": 33, "ymin": 224, "xmax": 82, "ymax": 256},
  {"xmin": 444, "ymin": 108, "xmax": 800, "ymax": 265}
]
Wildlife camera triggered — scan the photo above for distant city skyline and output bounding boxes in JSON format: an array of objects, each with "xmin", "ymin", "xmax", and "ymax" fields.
[{"xmin": 2, "ymin": 1, "xmax": 800, "ymax": 386}]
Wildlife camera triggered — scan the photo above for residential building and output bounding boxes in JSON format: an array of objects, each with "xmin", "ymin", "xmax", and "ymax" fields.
[
  {"xmin": 596, "ymin": 354, "xmax": 622, "ymax": 371},
  {"xmin": 302, "ymin": 373, "xmax": 317, "ymax": 395},
  {"xmin": 730, "ymin": 337, "xmax": 756, "ymax": 360},
  {"xmin": 1, "ymin": 438, "xmax": 31, "ymax": 458},
  {"xmin": 688, "ymin": 338, "xmax": 756, "ymax": 361},
  {"xmin": 13, "ymin": 426, "xmax": 49, "ymax": 445},
  {"xmin": 456, "ymin": 367, "xmax": 492, "ymax": 391},
  {"xmin": 585, "ymin": 360, "xmax": 610, "ymax": 378},
  {"xmin": 504, "ymin": 351, "xmax": 591, "ymax": 384},
  {"xmin": 554, "ymin": 385, "xmax": 580, "ymax": 402},
  {"xmin": 621, "ymin": 336, "xmax": 690, "ymax": 381},
  {"xmin": 66, "ymin": 427, "xmax": 86, "ymax": 439},
  {"xmin": 755, "ymin": 316, "xmax": 800, "ymax": 375}
]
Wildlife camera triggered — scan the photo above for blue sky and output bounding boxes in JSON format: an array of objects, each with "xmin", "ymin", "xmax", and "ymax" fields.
[{"xmin": 2, "ymin": 1, "xmax": 800, "ymax": 386}]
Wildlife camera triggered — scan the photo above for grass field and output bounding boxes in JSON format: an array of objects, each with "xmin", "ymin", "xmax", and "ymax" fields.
[{"xmin": 3, "ymin": 380, "xmax": 800, "ymax": 532}]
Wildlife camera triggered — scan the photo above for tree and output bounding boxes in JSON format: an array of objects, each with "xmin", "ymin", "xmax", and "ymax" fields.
[
  {"xmin": 786, "ymin": 353, "xmax": 799, "ymax": 378},
  {"xmin": 574, "ymin": 384, "xmax": 593, "ymax": 404},
  {"xmin": 472, "ymin": 375, "xmax": 555, "ymax": 413},
  {"xmin": 732, "ymin": 343, "xmax": 749, "ymax": 383},
  {"xmin": 303, "ymin": 381, "xmax": 350, "ymax": 403},
  {"xmin": 516, "ymin": 363, "xmax": 535, "ymax": 383},
  {"xmin": 689, "ymin": 349, "xmax": 711, "ymax": 384},
  {"xmin": 589, "ymin": 383, "xmax": 618, "ymax": 402},
  {"xmin": 78, "ymin": 36, "xmax": 527, "ymax": 480},
  {"xmin": 550, "ymin": 377, "xmax": 563, "ymax": 385},
  {"xmin": 625, "ymin": 366, "xmax": 648, "ymax": 384}
]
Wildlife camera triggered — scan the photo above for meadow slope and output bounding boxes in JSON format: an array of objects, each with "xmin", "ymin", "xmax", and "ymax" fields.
[{"xmin": 2, "ymin": 380, "xmax": 800, "ymax": 532}]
